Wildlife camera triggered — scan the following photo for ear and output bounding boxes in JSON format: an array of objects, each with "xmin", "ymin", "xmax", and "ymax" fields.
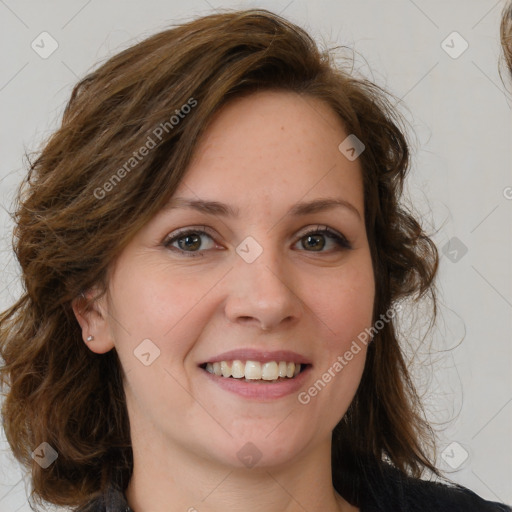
[{"xmin": 71, "ymin": 288, "xmax": 116, "ymax": 354}]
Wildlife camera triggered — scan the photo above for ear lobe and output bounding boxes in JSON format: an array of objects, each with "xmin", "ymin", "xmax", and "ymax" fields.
[{"xmin": 71, "ymin": 290, "xmax": 115, "ymax": 354}]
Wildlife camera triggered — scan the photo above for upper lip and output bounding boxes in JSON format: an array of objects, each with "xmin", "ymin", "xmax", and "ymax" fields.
[{"xmin": 200, "ymin": 348, "xmax": 312, "ymax": 365}]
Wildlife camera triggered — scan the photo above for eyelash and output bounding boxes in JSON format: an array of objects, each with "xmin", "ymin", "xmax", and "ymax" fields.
[{"xmin": 162, "ymin": 225, "xmax": 352, "ymax": 258}]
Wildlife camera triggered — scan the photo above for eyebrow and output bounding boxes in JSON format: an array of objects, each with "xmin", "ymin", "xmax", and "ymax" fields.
[{"xmin": 162, "ymin": 197, "xmax": 361, "ymax": 220}]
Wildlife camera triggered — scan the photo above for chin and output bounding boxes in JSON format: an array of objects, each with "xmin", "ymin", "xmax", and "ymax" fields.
[{"xmin": 199, "ymin": 427, "xmax": 316, "ymax": 470}]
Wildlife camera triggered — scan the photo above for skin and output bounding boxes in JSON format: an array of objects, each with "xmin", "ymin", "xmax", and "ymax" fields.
[{"xmin": 73, "ymin": 90, "xmax": 375, "ymax": 512}]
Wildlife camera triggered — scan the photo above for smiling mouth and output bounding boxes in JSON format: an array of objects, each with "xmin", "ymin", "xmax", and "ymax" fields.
[{"xmin": 199, "ymin": 360, "xmax": 310, "ymax": 382}]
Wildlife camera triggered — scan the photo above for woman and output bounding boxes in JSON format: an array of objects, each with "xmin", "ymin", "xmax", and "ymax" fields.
[{"xmin": 0, "ymin": 8, "xmax": 510, "ymax": 512}]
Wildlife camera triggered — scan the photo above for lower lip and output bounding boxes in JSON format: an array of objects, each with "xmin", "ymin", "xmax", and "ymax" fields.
[{"xmin": 200, "ymin": 366, "xmax": 311, "ymax": 400}]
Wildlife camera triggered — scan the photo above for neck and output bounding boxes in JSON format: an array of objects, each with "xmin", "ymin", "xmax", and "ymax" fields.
[{"xmin": 124, "ymin": 421, "xmax": 357, "ymax": 512}]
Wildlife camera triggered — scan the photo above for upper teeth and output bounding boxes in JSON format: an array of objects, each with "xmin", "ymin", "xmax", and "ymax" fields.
[{"xmin": 205, "ymin": 360, "xmax": 301, "ymax": 380}]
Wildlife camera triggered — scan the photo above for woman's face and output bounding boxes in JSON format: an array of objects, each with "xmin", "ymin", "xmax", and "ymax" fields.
[{"xmin": 77, "ymin": 90, "xmax": 375, "ymax": 469}]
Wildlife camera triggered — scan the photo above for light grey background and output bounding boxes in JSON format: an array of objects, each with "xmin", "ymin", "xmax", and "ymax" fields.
[{"xmin": 1, "ymin": 0, "xmax": 511, "ymax": 510}]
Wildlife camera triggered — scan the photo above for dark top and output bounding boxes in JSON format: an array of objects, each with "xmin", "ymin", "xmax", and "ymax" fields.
[{"xmin": 77, "ymin": 463, "xmax": 511, "ymax": 512}]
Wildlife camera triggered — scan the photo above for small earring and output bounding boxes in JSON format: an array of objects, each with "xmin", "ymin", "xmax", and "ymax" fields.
[{"xmin": 86, "ymin": 335, "xmax": 94, "ymax": 342}]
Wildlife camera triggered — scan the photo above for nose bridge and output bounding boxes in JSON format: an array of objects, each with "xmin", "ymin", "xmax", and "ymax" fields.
[{"xmin": 225, "ymin": 233, "xmax": 301, "ymax": 330}]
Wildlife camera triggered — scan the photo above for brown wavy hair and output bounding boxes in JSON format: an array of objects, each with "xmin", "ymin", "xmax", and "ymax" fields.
[{"xmin": 0, "ymin": 8, "xmax": 440, "ymax": 510}]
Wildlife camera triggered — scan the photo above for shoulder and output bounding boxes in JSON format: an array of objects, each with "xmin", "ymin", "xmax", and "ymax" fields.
[
  {"xmin": 74, "ymin": 483, "xmax": 132, "ymax": 512},
  {"xmin": 398, "ymin": 473, "xmax": 511, "ymax": 512},
  {"xmin": 362, "ymin": 463, "xmax": 511, "ymax": 512}
]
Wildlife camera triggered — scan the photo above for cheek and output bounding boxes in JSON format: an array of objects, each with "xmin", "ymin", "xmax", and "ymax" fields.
[
  {"xmin": 108, "ymin": 259, "xmax": 219, "ymax": 368},
  {"xmin": 304, "ymin": 255, "xmax": 374, "ymax": 409},
  {"xmin": 312, "ymin": 257, "xmax": 375, "ymax": 347},
  {"xmin": 299, "ymin": 263, "xmax": 373, "ymax": 419},
  {"xmin": 110, "ymin": 256, "xmax": 208, "ymax": 328},
  {"xmin": 113, "ymin": 263, "xmax": 215, "ymax": 421}
]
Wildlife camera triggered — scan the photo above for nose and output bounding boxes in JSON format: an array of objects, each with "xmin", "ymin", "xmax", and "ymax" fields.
[{"xmin": 224, "ymin": 244, "xmax": 303, "ymax": 332}]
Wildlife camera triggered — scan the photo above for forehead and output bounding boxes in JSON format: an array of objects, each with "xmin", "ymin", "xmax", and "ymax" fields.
[{"xmin": 172, "ymin": 90, "xmax": 365, "ymax": 212}]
